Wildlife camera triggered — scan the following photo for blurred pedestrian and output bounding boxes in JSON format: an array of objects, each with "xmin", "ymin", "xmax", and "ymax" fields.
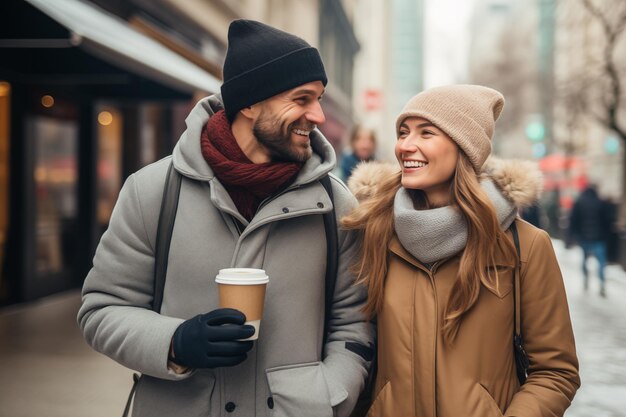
[
  {"xmin": 341, "ymin": 125, "xmax": 377, "ymax": 181},
  {"xmin": 520, "ymin": 203, "xmax": 543, "ymax": 229},
  {"xmin": 545, "ymin": 189, "xmax": 562, "ymax": 238},
  {"xmin": 78, "ymin": 19, "xmax": 373, "ymax": 417},
  {"xmin": 569, "ymin": 185, "xmax": 612, "ymax": 296},
  {"xmin": 605, "ymin": 198, "xmax": 620, "ymax": 263},
  {"xmin": 343, "ymin": 85, "xmax": 579, "ymax": 417}
]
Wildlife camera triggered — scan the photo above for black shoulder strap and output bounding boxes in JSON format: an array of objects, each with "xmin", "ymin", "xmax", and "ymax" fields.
[
  {"xmin": 152, "ymin": 162, "xmax": 183, "ymax": 313},
  {"xmin": 320, "ymin": 175, "xmax": 338, "ymax": 349},
  {"xmin": 510, "ymin": 221, "xmax": 529, "ymax": 384},
  {"xmin": 125, "ymin": 163, "xmax": 182, "ymax": 417},
  {"xmin": 510, "ymin": 222, "xmax": 522, "ymax": 338}
]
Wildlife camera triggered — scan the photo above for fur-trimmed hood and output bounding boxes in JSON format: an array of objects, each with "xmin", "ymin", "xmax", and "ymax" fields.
[{"xmin": 347, "ymin": 157, "xmax": 543, "ymax": 208}]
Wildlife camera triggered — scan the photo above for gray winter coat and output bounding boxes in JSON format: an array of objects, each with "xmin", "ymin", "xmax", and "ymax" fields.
[{"xmin": 77, "ymin": 96, "xmax": 375, "ymax": 417}]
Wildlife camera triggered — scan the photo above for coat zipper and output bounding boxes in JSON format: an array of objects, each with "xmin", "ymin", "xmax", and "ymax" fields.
[
  {"xmin": 255, "ymin": 184, "xmax": 302, "ymax": 214},
  {"xmin": 428, "ymin": 268, "xmax": 439, "ymax": 417},
  {"xmin": 230, "ymin": 188, "xmax": 328, "ymax": 266},
  {"xmin": 231, "ymin": 216, "xmax": 243, "ymax": 235},
  {"xmin": 411, "ymin": 258, "xmax": 449, "ymax": 417}
]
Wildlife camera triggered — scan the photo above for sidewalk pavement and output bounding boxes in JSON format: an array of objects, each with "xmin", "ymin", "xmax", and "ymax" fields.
[
  {"xmin": 1, "ymin": 239, "xmax": 625, "ymax": 416},
  {"xmin": 0, "ymin": 290, "xmax": 133, "ymax": 417}
]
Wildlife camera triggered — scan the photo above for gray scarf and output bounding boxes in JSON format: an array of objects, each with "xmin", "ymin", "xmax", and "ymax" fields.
[{"xmin": 393, "ymin": 180, "xmax": 517, "ymax": 264}]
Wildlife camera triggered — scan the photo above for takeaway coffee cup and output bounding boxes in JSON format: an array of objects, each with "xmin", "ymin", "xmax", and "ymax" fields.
[{"xmin": 215, "ymin": 268, "xmax": 269, "ymax": 340}]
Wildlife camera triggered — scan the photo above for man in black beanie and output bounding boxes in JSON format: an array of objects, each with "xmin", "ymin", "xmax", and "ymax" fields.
[{"xmin": 79, "ymin": 19, "xmax": 374, "ymax": 417}]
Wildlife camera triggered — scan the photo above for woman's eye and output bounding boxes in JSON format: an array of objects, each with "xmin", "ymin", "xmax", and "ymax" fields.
[
  {"xmin": 398, "ymin": 131, "xmax": 408, "ymax": 138},
  {"xmin": 423, "ymin": 130, "xmax": 434, "ymax": 136}
]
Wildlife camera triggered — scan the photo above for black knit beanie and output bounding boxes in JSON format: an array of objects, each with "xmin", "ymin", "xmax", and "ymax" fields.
[{"xmin": 220, "ymin": 19, "xmax": 328, "ymax": 121}]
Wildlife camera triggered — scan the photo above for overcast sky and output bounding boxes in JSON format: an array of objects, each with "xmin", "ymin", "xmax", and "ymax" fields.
[{"xmin": 424, "ymin": 0, "xmax": 476, "ymax": 88}]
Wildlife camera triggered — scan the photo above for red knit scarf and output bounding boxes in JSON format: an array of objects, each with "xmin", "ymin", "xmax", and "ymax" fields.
[{"xmin": 200, "ymin": 110, "xmax": 303, "ymax": 221}]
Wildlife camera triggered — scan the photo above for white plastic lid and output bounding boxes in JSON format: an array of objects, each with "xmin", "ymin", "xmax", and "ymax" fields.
[{"xmin": 215, "ymin": 268, "xmax": 269, "ymax": 285}]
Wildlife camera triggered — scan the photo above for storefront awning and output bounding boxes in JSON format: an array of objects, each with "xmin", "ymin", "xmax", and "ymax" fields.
[{"xmin": 23, "ymin": 0, "xmax": 221, "ymax": 95}]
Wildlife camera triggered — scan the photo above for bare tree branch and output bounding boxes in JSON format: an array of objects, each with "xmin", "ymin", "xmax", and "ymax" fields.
[{"xmin": 580, "ymin": 0, "xmax": 626, "ymax": 140}]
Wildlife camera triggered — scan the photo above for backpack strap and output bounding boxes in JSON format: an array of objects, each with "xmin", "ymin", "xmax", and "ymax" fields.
[
  {"xmin": 125, "ymin": 163, "xmax": 182, "ymax": 417},
  {"xmin": 510, "ymin": 221, "xmax": 529, "ymax": 384},
  {"xmin": 122, "ymin": 373, "xmax": 140, "ymax": 417},
  {"xmin": 152, "ymin": 162, "xmax": 183, "ymax": 313},
  {"xmin": 320, "ymin": 175, "xmax": 338, "ymax": 348}
]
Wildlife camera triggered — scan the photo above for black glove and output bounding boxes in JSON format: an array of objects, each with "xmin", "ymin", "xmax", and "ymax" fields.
[{"xmin": 170, "ymin": 308, "xmax": 255, "ymax": 369}]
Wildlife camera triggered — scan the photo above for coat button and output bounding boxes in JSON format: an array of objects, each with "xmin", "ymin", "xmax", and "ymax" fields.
[
  {"xmin": 317, "ymin": 202, "xmax": 324, "ymax": 208},
  {"xmin": 267, "ymin": 396, "xmax": 274, "ymax": 409},
  {"xmin": 282, "ymin": 207, "xmax": 289, "ymax": 213},
  {"xmin": 225, "ymin": 402, "xmax": 236, "ymax": 412}
]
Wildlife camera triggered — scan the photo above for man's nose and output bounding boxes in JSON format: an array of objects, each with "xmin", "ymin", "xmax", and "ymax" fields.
[{"xmin": 306, "ymin": 101, "xmax": 326, "ymax": 125}]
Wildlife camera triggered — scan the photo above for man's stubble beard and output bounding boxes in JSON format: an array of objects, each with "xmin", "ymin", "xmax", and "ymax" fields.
[{"xmin": 252, "ymin": 110, "xmax": 313, "ymax": 163}]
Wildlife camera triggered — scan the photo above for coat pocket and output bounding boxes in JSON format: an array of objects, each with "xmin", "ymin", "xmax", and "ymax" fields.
[
  {"xmin": 266, "ymin": 361, "xmax": 348, "ymax": 417},
  {"xmin": 365, "ymin": 380, "xmax": 391, "ymax": 417},
  {"xmin": 477, "ymin": 383, "xmax": 505, "ymax": 417},
  {"xmin": 483, "ymin": 266, "xmax": 514, "ymax": 299},
  {"xmin": 132, "ymin": 371, "xmax": 216, "ymax": 417}
]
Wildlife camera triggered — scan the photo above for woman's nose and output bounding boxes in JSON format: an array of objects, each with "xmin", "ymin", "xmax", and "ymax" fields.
[{"xmin": 398, "ymin": 136, "xmax": 418, "ymax": 153}]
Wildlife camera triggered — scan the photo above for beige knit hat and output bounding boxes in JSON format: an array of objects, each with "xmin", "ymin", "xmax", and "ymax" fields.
[{"xmin": 395, "ymin": 84, "xmax": 505, "ymax": 170}]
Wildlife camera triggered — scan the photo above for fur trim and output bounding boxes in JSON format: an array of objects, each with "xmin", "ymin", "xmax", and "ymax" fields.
[
  {"xmin": 347, "ymin": 161, "xmax": 399, "ymax": 202},
  {"xmin": 347, "ymin": 158, "xmax": 543, "ymax": 207},
  {"xmin": 482, "ymin": 157, "xmax": 543, "ymax": 208}
]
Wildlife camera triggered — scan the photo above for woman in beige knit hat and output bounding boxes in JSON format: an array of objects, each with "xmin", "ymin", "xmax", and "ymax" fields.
[{"xmin": 343, "ymin": 85, "xmax": 579, "ymax": 417}]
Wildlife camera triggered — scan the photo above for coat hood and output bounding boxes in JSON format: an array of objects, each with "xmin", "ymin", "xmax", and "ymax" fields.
[
  {"xmin": 172, "ymin": 94, "xmax": 337, "ymax": 185},
  {"xmin": 347, "ymin": 157, "xmax": 543, "ymax": 208}
]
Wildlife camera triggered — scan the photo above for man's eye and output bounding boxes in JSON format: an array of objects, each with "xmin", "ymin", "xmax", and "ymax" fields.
[
  {"xmin": 423, "ymin": 130, "xmax": 434, "ymax": 136},
  {"xmin": 398, "ymin": 131, "xmax": 408, "ymax": 138}
]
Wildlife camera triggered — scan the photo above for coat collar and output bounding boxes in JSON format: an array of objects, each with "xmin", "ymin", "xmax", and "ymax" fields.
[
  {"xmin": 388, "ymin": 230, "xmax": 517, "ymax": 271},
  {"xmin": 389, "ymin": 236, "xmax": 426, "ymax": 270}
]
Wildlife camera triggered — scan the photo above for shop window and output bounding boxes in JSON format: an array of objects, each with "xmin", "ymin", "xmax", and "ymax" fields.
[
  {"xmin": 140, "ymin": 104, "xmax": 158, "ymax": 167},
  {"xmin": 0, "ymin": 82, "xmax": 9, "ymax": 302},
  {"xmin": 96, "ymin": 105, "xmax": 122, "ymax": 231},
  {"xmin": 29, "ymin": 113, "xmax": 78, "ymax": 277}
]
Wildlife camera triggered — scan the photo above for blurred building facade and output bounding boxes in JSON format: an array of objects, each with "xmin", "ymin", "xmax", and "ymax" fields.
[
  {"xmin": 468, "ymin": 0, "xmax": 542, "ymax": 160},
  {"xmin": 0, "ymin": 0, "xmax": 361, "ymax": 305},
  {"xmin": 351, "ymin": 0, "xmax": 424, "ymax": 163}
]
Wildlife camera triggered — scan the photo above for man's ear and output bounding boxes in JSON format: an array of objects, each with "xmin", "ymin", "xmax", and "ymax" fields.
[{"xmin": 239, "ymin": 105, "xmax": 259, "ymax": 120}]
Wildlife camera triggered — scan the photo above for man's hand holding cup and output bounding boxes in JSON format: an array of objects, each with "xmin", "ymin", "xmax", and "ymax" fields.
[{"xmin": 170, "ymin": 308, "xmax": 255, "ymax": 369}]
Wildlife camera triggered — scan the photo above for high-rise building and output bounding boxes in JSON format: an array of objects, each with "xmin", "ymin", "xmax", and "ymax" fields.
[{"xmin": 351, "ymin": 0, "xmax": 424, "ymax": 163}]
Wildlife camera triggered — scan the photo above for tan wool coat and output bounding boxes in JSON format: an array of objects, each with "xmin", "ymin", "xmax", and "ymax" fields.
[{"xmin": 348, "ymin": 159, "xmax": 580, "ymax": 417}]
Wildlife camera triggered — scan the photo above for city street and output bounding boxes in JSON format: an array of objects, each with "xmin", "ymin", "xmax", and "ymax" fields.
[
  {"xmin": 3, "ymin": 0, "xmax": 625, "ymax": 416},
  {"xmin": 0, "ymin": 238, "xmax": 625, "ymax": 417}
]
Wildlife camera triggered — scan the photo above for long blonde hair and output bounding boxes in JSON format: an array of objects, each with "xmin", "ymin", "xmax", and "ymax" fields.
[{"xmin": 342, "ymin": 154, "xmax": 517, "ymax": 343}]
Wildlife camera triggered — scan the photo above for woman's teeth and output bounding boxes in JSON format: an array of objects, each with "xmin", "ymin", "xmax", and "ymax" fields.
[{"xmin": 404, "ymin": 161, "xmax": 427, "ymax": 168}]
